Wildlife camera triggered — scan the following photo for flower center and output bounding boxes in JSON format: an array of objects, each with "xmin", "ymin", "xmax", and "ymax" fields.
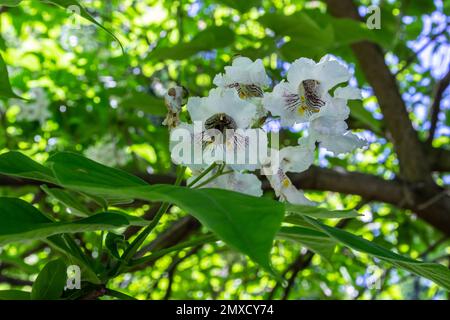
[
  {"xmin": 204, "ymin": 113, "xmax": 237, "ymax": 133},
  {"xmin": 297, "ymin": 79, "xmax": 325, "ymax": 115},
  {"xmin": 228, "ymin": 83, "xmax": 263, "ymax": 99}
]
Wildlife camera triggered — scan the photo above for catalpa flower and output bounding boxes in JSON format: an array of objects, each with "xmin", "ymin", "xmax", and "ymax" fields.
[
  {"xmin": 188, "ymin": 169, "xmax": 263, "ymax": 197},
  {"xmin": 213, "ymin": 56, "xmax": 270, "ymax": 99},
  {"xmin": 263, "ymin": 55, "xmax": 351, "ymax": 126},
  {"xmin": 262, "ymin": 145, "xmax": 315, "ymax": 205},
  {"xmin": 170, "ymin": 88, "xmax": 266, "ymax": 168}
]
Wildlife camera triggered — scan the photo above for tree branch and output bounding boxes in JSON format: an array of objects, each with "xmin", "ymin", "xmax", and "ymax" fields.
[
  {"xmin": 427, "ymin": 65, "xmax": 450, "ymax": 144},
  {"xmin": 326, "ymin": 0, "xmax": 431, "ymax": 183}
]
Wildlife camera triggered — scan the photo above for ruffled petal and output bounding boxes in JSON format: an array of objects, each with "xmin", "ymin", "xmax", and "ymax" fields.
[
  {"xmin": 314, "ymin": 56, "xmax": 351, "ymax": 92},
  {"xmin": 319, "ymin": 131, "xmax": 367, "ymax": 155},
  {"xmin": 334, "ymin": 86, "xmax": 362, "ymax": 100},
  {"xmin": 279, "ymin": 145, "xmax": 314, "ymax": 173},
  {"xmin": 287, "ymin": 58, "xmax": 316, "ymax": 86}
]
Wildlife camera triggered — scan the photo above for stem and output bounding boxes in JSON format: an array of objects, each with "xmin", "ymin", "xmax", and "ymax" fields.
[
  {"xmin": 109, "ymin": 166, "xmax": 186, "ymax": 277},
  {"xmin": 193, "ymin": 169, "xmax": 233, "ymax": 189},
  {"xmin": 187, "ymin": 162, "xmax": 217, "ymax": 187}
]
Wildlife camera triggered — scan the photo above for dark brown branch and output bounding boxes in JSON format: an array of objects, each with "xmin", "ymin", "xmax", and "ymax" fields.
[
  {"xmin": 427, "ymin": 66, "xmax": 450, "ymax": 144},
  {"xmin": 326, "ymin": 0, "xmax": 431, "ymax": 183}
]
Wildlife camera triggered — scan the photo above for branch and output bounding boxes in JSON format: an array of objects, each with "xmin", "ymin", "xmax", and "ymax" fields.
[
  {"xmin": 326, "ymin": 0, "xmax": 431, "ymax": 183},
  {"xmin": 427, "ymin": 66, "xmax": 450, "ymax": 144}
]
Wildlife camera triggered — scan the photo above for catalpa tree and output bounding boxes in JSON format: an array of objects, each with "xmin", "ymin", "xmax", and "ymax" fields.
[{"xmin": 0, "ymin": 0, "xmax": 448, "ymax": 300}]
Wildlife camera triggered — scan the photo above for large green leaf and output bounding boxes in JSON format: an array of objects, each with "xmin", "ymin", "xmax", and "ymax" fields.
[
  {"xmin": 41, "ymin": 0, "xmax": 123, "ymax": 51},
  {"xmin": 149, "ymin": 26, "xmax": 235, "ymax": 61},
  {"xmin": 0, "ymin": 53, "xmax": 21, "ymax": 99},
  {"xmin": 278, "ymin": 226, "xmax": 336, "ymax": 262},
  {"xmin": 0, "ymin": 197, "xmax": 135, "ymax": 246},
  {"xmin": 0, "ymin": 290, "xmax": 30, "ymax": 300},
  {"xmin": 0, "ymin": 151, "xmax": 56, "ymax": 183},
  {"xmin": 47, "ymin": 152, "xmax": 284, "ymax": 275},
  {"xmin": 31, "ymin": 259, "xmax": 67, "ymax": 300},
  {"xmin": 304, "ymin": 217, "xmax": 450, "ymax": 290}
]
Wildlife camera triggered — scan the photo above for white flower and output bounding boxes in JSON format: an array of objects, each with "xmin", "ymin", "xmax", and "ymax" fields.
[
  {"xmin": 188, "ymin": 169, "xmax": 263, "ymax": 197},
  {"xmin": 171, "ymin": 88, "xmax": 266, "ymax": 169},
  {"xmin": 213, "ymin": 56, "xmax": 270, "ymax": 99},
  {"xmin": 85, "ymin": 137, "xmax": 131, "ymax": 167},
  {"xmin": 16, "ymin": 88, "xmax": 51, "ymax": 124},
  {"xmin": 266, "ymin": 168, "xmax": 314, "ymax": 205},
  {"xmin": 262, "ymin": 146, "xmax": 315, "ymax": 205},
  {"xmin": 263, "ymin": 55, "xmax": 351, "ymax": 126}
]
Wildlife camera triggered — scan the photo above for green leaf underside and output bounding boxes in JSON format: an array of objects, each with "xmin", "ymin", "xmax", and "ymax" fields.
[
  {"xmin": 31, "ymin": 259, "xmax": 66, "ymax": 300},
  {"xmin": 285, "ymin": 203, "xmax": 360, "ymax": 219},
  {"xmin": 278, "ymin": 226, "xmax": 336, "ymax": 262},
  {"xmin": 47, "ymin": 152, "xmax": 285, "ymax": 275},
  {"xmin": 41, "ymin": 185, "xmax": 91, "ymax": 217},
  {"xmin": 304, "ymin": 217, "xmax": 450, "ymax": 291},
  {"xmin": 0, "ymin": 197, "xmax": 139, "ymax": 246}
]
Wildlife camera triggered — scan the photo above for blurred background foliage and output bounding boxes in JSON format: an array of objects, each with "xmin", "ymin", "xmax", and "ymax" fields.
[{"xmin": 0, "ymin": 0, "xmax": 449, "ymax": 299}]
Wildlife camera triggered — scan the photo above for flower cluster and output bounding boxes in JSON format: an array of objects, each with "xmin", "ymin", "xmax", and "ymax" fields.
[
  {"xmin": 84, "ymin": 136, "xmax": 131, "ymax": 167},
  {"xmin": 165, "ymin": 55, "xmax": 367, "ymax": 204},
  {"xmin": 15, "ymin": 88, "xmax": 51, "ymax": 124}
]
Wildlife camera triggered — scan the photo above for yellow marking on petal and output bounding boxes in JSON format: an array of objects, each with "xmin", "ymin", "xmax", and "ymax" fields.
[
  {"xmin": 239, "ymin": 91, "xmax": 247, "ymax": 99},
  {"xmin": 297, "ymin": 106, "xmax": 306, "ymax": 115},
  {"xmin": 282, "ymin": 178, "xmax": 291, "ymax": 188}
]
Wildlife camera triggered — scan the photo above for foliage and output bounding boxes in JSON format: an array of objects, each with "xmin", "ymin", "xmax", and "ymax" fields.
[{"xmin": 0, "ymin": 0, "xmax": 448, "ymax": 300}]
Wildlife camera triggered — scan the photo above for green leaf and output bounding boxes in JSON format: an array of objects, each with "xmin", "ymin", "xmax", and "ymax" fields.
[
  {"xmin": 0, "ymin": 290, "xmax": 30, "ymax": 300},
  {"xmin": 0, "ymin": 197, "xmax": 134, "ymax": 246},
  {"xmin": 285, "ymin": 203, "xmax": 360, "ymax": 219},
  {"xmin": 278, "ymin": 226, "xmax": 336, "ymax": 262},
  {"xmin": 149, "ymin": 26, "xmax": 235, "ymax": 61},
  {"xmin": 47, "ymin": 152, "xmax": 285, "ymax": 275},
  {"xmin": 348, "ymin": 100, "xmax": 383, "ymax": 135},
  {"xmin": 105, "ymin": 232, "xmax": 127, "ymax": 260},
  {"xmin": 0, "ymin": 151, "xmax": 56, "ymax": 183},
  {"xmin": 0, "ymin": 53, "xmax": 22, "ymax": 99},
  {"xmin": 304, "ymin": 217, "xmax": 450, "ymax": 290},
  {"xmin": 41, "ymin": 185, "xmax": 92, "ymax": 217},
  {"xmin": 31, "ymin": 259, "xmax": 67, "ymax": 300},
  {"xmin": 41, "ymin": 0, "xmax": 124, "ymax": 52}
]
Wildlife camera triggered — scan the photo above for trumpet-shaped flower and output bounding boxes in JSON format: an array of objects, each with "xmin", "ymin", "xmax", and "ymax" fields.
[
  {"xmin": 263, "ymin": 55, "xmax": 351, "ymax": 126},
  {"xmin": 262, "ymin": 146, "xmax": 315, "ymax": 205},
  {"xmin": 170, "ymin": 88, "xmax": 266, "ymax": 169},
  {"xmin": 213, "ymin": 56, "xmax": 270, "ymax": 99}
]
